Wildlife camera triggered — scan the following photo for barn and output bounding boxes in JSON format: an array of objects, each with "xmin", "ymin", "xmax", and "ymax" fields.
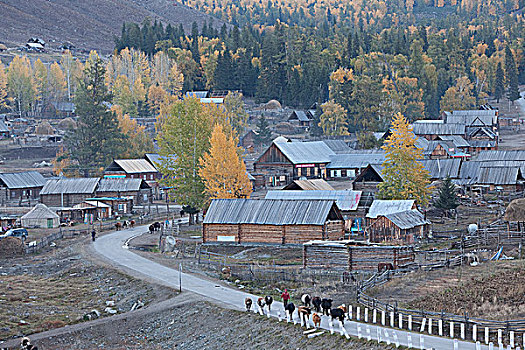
[
  {"xmin": 367, "ymin": 209, "xmax": 431, "ymax": 245},
  {"xmin": 303, "ymin": 240, "xmax": 415, "ymax": 271},
  {"xmin": 202, "ymin": 199, "xmax": 345, "ymax": 244}
]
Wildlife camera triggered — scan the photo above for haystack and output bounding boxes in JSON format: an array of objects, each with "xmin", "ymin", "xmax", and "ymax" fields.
[
  {"xmin": 57, "ymin": 117, "xmax": 77, "ymax": 130},
  {"xmin": 35, "ymin": 121, "xmax": 55, "ymax": 135},
  {"xmin": 265, "ymin": 99, "xmax": 282, "ymax": 110},
  {"xmin": 0, "ymin": 237, "xmax": 24, "ymax": 257},
  {"xmin": 504, "ymin": 198, "xmax": 525, "ymax": 222}
]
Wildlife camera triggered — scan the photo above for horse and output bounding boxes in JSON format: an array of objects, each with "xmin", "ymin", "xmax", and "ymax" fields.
[
  {"xmin": 148, "ymin": 224, "xmax": 155, "ymax": 234},
  {"xmin": 257, "ymin": 297, "xmax": 265, "ymax": 312},
  {"xmin": 130, "ymin": 220, "xmax": 135, "ymax": 228},
  {"xmin": 245, "ymin": 298, "xmax": 252, "ymax": 312},
  {"xmin": 301, "ymin": 294, "xmax": 311, "ymax": 307},
  {"xmin": 153, "ymin": 222, "xmax": 161, "ymax": 231},
  {"xmin": 115, "ymin": 222, "xmax": 122, "ymax": 231},
  {"xmin": 122, "ymin": 221, "xmax": 128, "ymax": 229},
  {"xmin": 321, "ymin": 298, "xmax": 332, "ymax": 316},
  {"xmin": 312, "ymin": 296, "xmax": 322, "ymax": 313}
]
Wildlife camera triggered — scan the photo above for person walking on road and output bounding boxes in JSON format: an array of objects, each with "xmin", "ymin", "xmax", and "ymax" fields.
[
  {"xmin": 281, "ymin": 289, "xmax": 290, "ymax": 307},
  {"xmin": 91, "ymin": 230, "xmax": 96, "ymax": 242}
]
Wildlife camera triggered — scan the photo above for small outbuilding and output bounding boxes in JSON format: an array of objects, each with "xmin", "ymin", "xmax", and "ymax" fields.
[
  {"xmin": 203, "ymin": 199, "xmax": 345, "ymax": 244},
  {"xmin": 21, "ymin": 204, "xmax": 60, "ymax": 228},
  {"xmin": 367, "ymin": 209, "xmax": 430, "ymax": 245},
  {"xmin": 283, "ymin": 179, "xmax": 334, "ymax": 191}
]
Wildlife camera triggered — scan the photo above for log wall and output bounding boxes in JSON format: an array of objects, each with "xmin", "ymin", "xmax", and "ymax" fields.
[{"xmin": 303, "ymin": 244, "xmax": 415, "ymax": 271}]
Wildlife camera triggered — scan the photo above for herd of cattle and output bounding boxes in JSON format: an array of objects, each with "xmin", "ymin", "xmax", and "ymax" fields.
[{"xmin": 245, "ymin": 294, "xmax": 347, "ymax": 328}]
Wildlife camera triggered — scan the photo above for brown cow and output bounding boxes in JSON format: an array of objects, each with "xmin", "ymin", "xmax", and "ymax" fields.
[
  {"xmin": 245, "ymin": 298, "xmax": 252, "ymax": 312},
  {"xmin": 115, "ymin": 222, "xmax": 122, "ymax": 231},
  {"xmin": 297, "ymin": 306, "xmax": 312, "ymax": 326}
]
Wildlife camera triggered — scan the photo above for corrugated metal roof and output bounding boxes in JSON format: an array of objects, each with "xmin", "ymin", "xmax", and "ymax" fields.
[
  {"xmin": 384, "ymin": 209, "xmax": 430, "ymax": 229},
  {"xmin": 477, "ymin": 166, "xmax": 522, "ymax": 185},
  {"xmin": 0, "ymin": 171, "xmax": 46, "ymax": 189},
  {"xmin": 322, "ymin": 140, "xmax": 352, "ymax": 154},
  {"xmin": 421, "ymin": 159, "xmax": 462, "ymax": 179},
  {"xmin": 114, "ymin": 159, "xmax": 158, "ymax": 174},
  {"xmin": 289, "ymin": 110, "xmax": 310, "ymax": 122},
  {"xmin": 203, "ymin": 199, "xmax": 338, "ymax": 225},
  {"xmin": 21, "ymin": 203, "xmax": 59, "ymax": 220},
  {"xmin": 327, "ymin": 153, "xmax": 385, "ymax": 169},
  {"xmin": 468, "ymin": 140, "xmax": 497, "ymax": 148},
  {"xmin": 366, "ymin": 200, "xmax": 415, "ymax": 219},
  {"xmin": 467, "ymin": 127, "xmax": 496, "ymax": 139},
  {"xmin": 185, "ymin": 91, "xmax": 209, "ymax": 98},
  {"xmin": 284, "ymin": 179, "xmax": 335, "ymax": 190},
  {"xmin": 446, "ymin": 114, "xmax": 496, "ymax": 127},
  {"xmin": 451, "ymin": 110, "xmax": 497, "ymax": 116},
  {"xmin": 265, "ymin": 190, "xmax": 362, "ymax": 211},
  {"xmin": 413, "ymin": 123, "xmax": 465, "ymax": 136},
  {"xmin": 41, "ymin": 178, "xmax": 99, "ymax": 195},
  {"xmin": 474, "ymin": 151, "xmax": 525, "ymax": 162},
  {"xmin": 97, "ymin": 178, "xmax": 145, "ymax": 192},
  {"xmin": 274, "ymin": 141, "xmax": 335, "ymax": 164}
]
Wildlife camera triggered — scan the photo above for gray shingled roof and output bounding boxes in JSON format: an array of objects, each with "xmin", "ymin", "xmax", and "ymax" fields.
[
  {"xmin": 421, "ymin": 159, "xmax": 462, "ymax": 179},
  {"xmin": 446, "ymin": 115, "xmax": 496, "ymax": 127},
  {"xmin": 474, "ymin": 150, "xmax": 525, "ymax": 162},
  {"xmin": 41, "ymin": 178, "xmax": 99, "ymax": 195},
  {"xmin": 366, "ymin": 200, "xmax": 415, "ymax": 219},
  {"xmin": 97, "ymin": 178, "xmax": 146, "ymax": 192},
  {"xmin": 438, "ymin": 135, "xmax": 470, "ymax": 148},
  {"xmin": 477, "ymin": 166, "xmax": 523, "ymax": 185},
  {"xmin": 327, "ymin": 153, "xmax": 385, "ymax": 169},
  {"xmin": 265, "ymin": 190, "xmax": 362, "ymax": 211},
  {"xmin": 289, "ymin": 110, "xmax": 310, "ymax": 122},
  {"xmin": 21, "ymin": 203, "xmax": 59, "ymax": 220},
  {"xmin": 203, "ymin": 199, "xmax": 339, "ymax": 225},
  {"xmin": 384, "ymin": 209, "xmax": 430, "ymax": 229},
  {"xmin": 274, "ymin": 141, "xmax": 335, "ymax": 164},
  {"xmin": 322, "ymin": 140, "xmax": 352, "ymax": 154},
  {"xmin": 0, "ymin": 171, "xmax": 46, "ymax": 189},
  {"xmin": 413, "ymin": 123, "xmax": 465, "ymax": 136}
]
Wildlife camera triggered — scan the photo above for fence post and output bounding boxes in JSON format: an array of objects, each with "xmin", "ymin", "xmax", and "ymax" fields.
[
  {"xmin": 439, "ymin": 319, "xmax": 443, "ymax": 336},
  {"xmin": 408, "ymin": 314, "xmax": 412, "ymax": 331},
  {"xmin": 364, "ymin": 308, "xmax": 368, "ymax": 322},
  {"xmin": 428, "ymin": 318, "xmax": 432, "ymax": 335},
  {"xmin": 450, "ymin": 321, "xmax": 455, "ymax": 338},
  {"xmin": 373, "ymin": 309, "xmax": 377, "ymax": 324},
  {"xmin": 473, "ymin": 324, "xmax": 477, "ymax": 342},
  {"xmin": 381, "ymin": 310, "xmax": 386, "ymax": 326},
  {"xmin": 486, "ymin": 327, "xmax": 489, "ymax": 344},
  {"xmin": 398, "ymin": 313, "xmax": 403, "ymax": 329},
  {"xmin": 390, "ymin": 311, "xmax": 395, "ymax": 327},
  {"xmin": 356, "ymin": 306, "xmax": 360, "ymax": 321},
  {"xmin": 511, "ymin": 331, "xmax": 515, "ymax": 348},
  {"xmin": 498, "ymin": 329, "xmax": 503, "ymax": 345},
  {"xmin": 461, "ymin": 323, "xmax": 465, "ymax": 340}
]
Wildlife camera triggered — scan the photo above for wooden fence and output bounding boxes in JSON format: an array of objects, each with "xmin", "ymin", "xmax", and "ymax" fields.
[{"xmin": 357, "ymin": 269, "xmax": 525, "ymax": 339}]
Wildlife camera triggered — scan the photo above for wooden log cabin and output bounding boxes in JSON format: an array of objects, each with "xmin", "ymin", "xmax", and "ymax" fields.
[
  {"xmin": 367, "ymin": 209, "xmax": 430, "ymax": 245},
  {"xmin": 40, "ymin": 178, "xmax": 100, "ymax": 208},
  {"xmin": 303, "ymin": 240, "xmax": 415, "ymax": 271},
  {"xmin": 253, "ymin": 140, "xmax": 335, "ymax": 187},
  {"xmin": 202, "ymin": 199, "xmax": 345, "ymax": 244}
]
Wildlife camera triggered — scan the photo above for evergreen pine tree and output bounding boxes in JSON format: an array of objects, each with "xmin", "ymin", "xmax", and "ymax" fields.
[
  {"xmin": 506, "ymin": 46, "xmax": 520, "ymax": 103},
  {"xmin": 66, "ymin": 53, "xmax": 126, "ymax": 176},
  {"xmin": 434, "ymin": 176, "xmax": 459, "ymax": 216},
  {"xmin": 190, "ymin": 22, "xmax": 200, "ymax": 63},
  {"xmin": 494, "ymin": 62, "xmax": 505, "ymax": 103},
  {"xmin": 254, "ymin": 117, "xmax": 272, "ymax": 147}
]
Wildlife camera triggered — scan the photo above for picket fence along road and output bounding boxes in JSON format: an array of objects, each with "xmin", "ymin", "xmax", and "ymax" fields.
[{"xmin": 94, "ymin": 225, "xmax": 490, "ymax": 350}]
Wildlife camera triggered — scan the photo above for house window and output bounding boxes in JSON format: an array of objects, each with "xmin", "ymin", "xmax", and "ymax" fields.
[
  {"xmin": 11, "ymin": 191, "xmax": 16, "ymax": 198},
  {"xmin": 143, "ymin": 175, "xmax": 147, "ymax": 180},
  {"xmin": 297, "ymin": 167, "xmax": 301, "ymax": 177},
  {"xmin": 118, "ymin": 203, "xmax": 125, "ymax": 211},
  {"xmin": 306, "ymin": 167, "xmax": 311, "ymax": 177},
  {"xmin": 150, "ymin": 174, "xmax": 153, "ymax": 180},
  {"xmin": 143, "ymin": 194, "xmax": 148, "ymax": 201}
]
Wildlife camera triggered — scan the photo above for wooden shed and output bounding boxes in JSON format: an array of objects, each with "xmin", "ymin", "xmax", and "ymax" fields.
[
  {"xmin": 203, "ymin": 199, "xmax": 345, "ymax": 244},
  {"xmin": 367, "ymin": 209, "xmax": 430, "ymax": 245},
  {"xmin": 303, "ymin": 240, "xmax": 415, "ymax": 271}
]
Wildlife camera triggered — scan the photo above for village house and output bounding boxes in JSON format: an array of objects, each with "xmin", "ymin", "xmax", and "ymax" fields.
[
  {"xmin": 413, "ymin": 122, "xmax": 466, "ymax": 140},
  {"xmin": 444, "ymin": 110, "xmax": 498, "ymax": 133},
  {"xmin": 0, "ymin": 119, "xmax": 10, "ymax": 138},
  {"xmin": 367, "ymin": 209, "xmax": 431, "ymax": 245},
  {"xmin": 105, "ymin": 159, "xmax": 160, "ymax": 197},
  {"xmin": 40, "ymin": 178, "xmax": 99, "ymax": 207},
  {"xmin": 326, "ymin": 152, "xmax": 385, "ymax": 180},
  {"xmin": 253, "ymin": 140, "xmax": 335, "ymax": 186},
  {"xmin": 72, "ymin": 200, "xmax": 112, "ymax": 222},
  {"xmin": 0, "ymin": 171, "xmax": 47, "ymax": 205},
  {"xmin": 239, "ymin": 129, "xmax": 259, "ymax": 151},
  {"xmin": 352, "ymin": 164, "xmax": 384, "ymax": 194},
  {"xmin": 96, "ymin": 178, "xmax": 152, "ymax": 206},
  {"xmin": 288, "ymin": 110, "xmax": 312, "ymax": 127},
  {"xmin": 86, "ymin": 197, "xmax": 134, "ymax": 216},
  {"xmin": 303, "ymin": 240, "xmax": 415, "ymax": 271},
  {"xmin": 202, "ymin": 199, "xmax": 345, "ymax": 244}
]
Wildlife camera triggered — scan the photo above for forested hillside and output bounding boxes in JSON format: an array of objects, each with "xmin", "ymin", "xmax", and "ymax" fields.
[{"xmin": 114, "ymin": 0, "xmax": 525, "ymax": 132}]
